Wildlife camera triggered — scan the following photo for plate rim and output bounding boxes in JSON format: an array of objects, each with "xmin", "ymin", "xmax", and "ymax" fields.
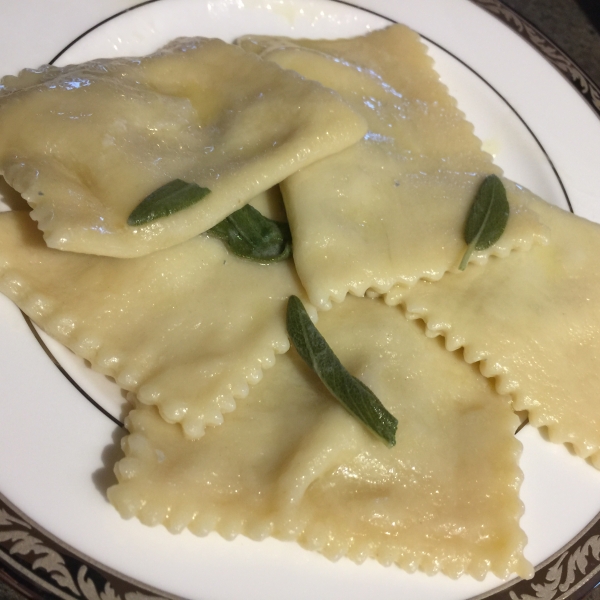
[{"xmin": 1, "ymin": 1, "xmax": 599, "ymax": 599}]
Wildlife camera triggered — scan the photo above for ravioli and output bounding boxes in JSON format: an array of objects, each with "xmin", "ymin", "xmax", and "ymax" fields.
[
  {"xmin": 0, "ymin": 210, "xmax": 313, "ymax": 438},
  {"xmin": 109, "ymin": 296, "xmax": 530, "ymax": 580},
  {"xmin": 0, "ymin": 37, "xmax": 367, "ymax": 257},
  {"xmin": 238, "ymin": 26, "xmax": 548, "ymax": 309},
  {"xmin": 396, "ymin": 198, "xmax": 600, "ymax": 465}
]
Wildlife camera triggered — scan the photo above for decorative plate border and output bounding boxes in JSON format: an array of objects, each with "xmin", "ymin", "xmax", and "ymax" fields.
[
  {"xmin": 0, "ymin": 492, "xmax": 174, "ymax": 600},
  {"xmin": 1, "ymin": 1, "xmax": 599, "ymax": 599},
  {"xmin": 468, "ymin": 3, "xmax": 600, "ymax": 598},
  {"xmin": 471, "ymin": 0, "xmax": 600, "ymax": 118},
  {"xmin": 474, "ymin": 514, "xmax": 600, "ymax": 600}
]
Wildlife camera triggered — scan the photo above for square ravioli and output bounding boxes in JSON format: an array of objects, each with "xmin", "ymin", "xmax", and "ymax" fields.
[
  {"xmin": 109, "ymin": 296, "xmax": 530, "ymax": 580},
  {"xmin": 238, "ymin": 25, "xmax": 548, "ymax": 309},
  {"xmin": 0, "ymin": 37, "xmax": 367, "ymax": 257},
  {"xmin": 0, "ymin": 210, "xmax": 313, "ymax": 438},
  {"xmin": 398, "ymin": 198, "xmax": 600, "ymax": 465}
]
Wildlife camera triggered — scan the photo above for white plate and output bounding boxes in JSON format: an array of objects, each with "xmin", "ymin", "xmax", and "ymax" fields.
[{"xmin": 1, "ymin": 1, "xmax": 600, "ymax": 599}]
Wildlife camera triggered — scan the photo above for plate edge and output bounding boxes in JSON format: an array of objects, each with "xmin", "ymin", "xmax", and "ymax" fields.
[
  {"xmin": 1, "ymin": 1, "xmax": 600, "ymax": 600},
  {"xmin": 470, "ymin": 0, "xmax": 600, "ymax": 119},
  {"xmin": 0, "ymin": 492, "xmax": 180, "ymax": 600}
]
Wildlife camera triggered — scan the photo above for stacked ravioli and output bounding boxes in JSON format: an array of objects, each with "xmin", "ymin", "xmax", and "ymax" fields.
[{"xmin": 0, "ymin": 24, "xmax": 598, "ymax": 582}]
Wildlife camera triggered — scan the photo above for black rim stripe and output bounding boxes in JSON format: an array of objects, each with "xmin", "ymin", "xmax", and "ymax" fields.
[
  {"xmin": 23, "ymin": 313, "xmax": 124, "ymax": 428},
  {"xmin": 49, "ymin": 0, "xmax": 163, "ymax": 65}
]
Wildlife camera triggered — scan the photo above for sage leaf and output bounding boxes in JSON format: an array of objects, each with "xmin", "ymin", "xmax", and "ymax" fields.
[
  {"xmin": 286, "ymin": 295, "xmax": 398, "ymax": 447},
  {"xmin": 128, "ymin": 179, "xmax": 211, "ymax": 226},
  {"xmin": 208, "ymin": 204, "xmax": 292, "ymax": 263},
  {"xmin": 459, "ymin": 174, "xmax": 509, "ymax": 270}
]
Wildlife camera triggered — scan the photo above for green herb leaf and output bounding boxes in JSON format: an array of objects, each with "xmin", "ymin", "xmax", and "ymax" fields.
[
  {"xmin": 127, "ymin": 179, "xmax": 211, "ymax": 226},
  {"xmin": 286, "ymin": 295, "xmax": 398, "ymax": 447},
  {"xmin": 208, "ymin": 204, "xmax": 292, "ymax": 263},
  {"xmin": 459, "ymin": 174, "xmax": 509, "ymax": 270}
]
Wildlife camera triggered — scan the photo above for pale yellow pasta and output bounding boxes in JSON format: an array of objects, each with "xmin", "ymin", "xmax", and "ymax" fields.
[
  {"xmin": 0, "ymin": 37, "xmax": 367, "ymax": 257},
  {"xmin": 238, "ymin": 26, "xmax": 548, "ymax": 309},
  {"xmin": 0, "ymin": 24, "xmax": 584, "ymax": 582},
  {"xmin": 109, "ymin": 296, "xmax": 530, "ymax": 580},
  {"xmin": 0, "ymin": 210, "xmax": 314, "ymax": 438},
  {"xmin": 396, "ymin": 198, "xmax": 600, "ymax": 465}
]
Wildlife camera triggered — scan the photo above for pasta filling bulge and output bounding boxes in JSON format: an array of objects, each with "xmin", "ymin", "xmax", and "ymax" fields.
[{"xmin": 0, "ymin": 23, "xmax": 597, "ymax": 583}]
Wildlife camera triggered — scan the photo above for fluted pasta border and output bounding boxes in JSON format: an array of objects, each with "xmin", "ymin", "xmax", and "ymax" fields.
[
  {"xmin": 473, "ymin": 511, "xmax": 600, "ymax": 600},
  {"xmin": 444, "ymin": 5, "xmax": 600, "ymax": 597}
]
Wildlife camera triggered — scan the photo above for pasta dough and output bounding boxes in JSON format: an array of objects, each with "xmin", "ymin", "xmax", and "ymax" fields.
[
  {"xmin": 0, "ymin": 25, "xmax": 581, "ymax": 581},
  {"xmin": 0, "ymin": 210, "xmax": 313, "ymax": 438},
  {"xmin": 397, "ymin": 198, "xmax": 600, "ymax": 465},
  {"xmin": 109, "ymin": 296, "xmax": 530, "ymax": 580},
  {"xmin": 0, "ymin": 37, "xmax": 367, "ymax": 257},
  {"xmin": 238, "ymin": 26, "xmax": 548, "ymax": 309}
]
